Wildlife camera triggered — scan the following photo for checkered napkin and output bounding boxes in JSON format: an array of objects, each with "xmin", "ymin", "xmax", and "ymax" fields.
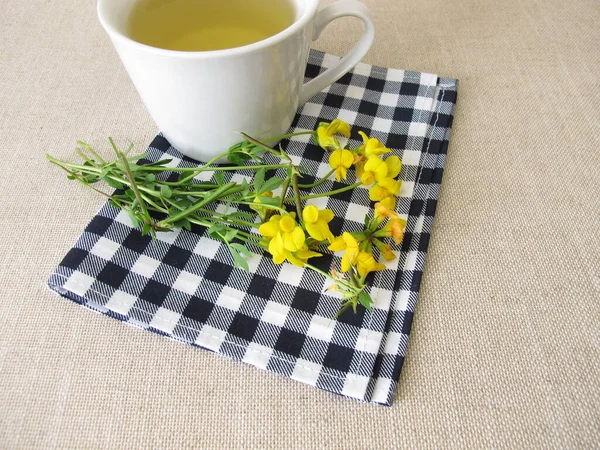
[{"xmin": 47, "ymin": 50, "xmax": 458, "ymax": 405}]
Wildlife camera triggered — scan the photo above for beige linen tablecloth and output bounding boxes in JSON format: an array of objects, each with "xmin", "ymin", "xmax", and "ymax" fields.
[{"xmin": 0, "ymin": 0, "xmax": 598, "ymax": 447}]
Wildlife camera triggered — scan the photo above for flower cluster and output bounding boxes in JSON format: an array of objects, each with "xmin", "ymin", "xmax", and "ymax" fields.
[
  {"xmin": 258, "ymin": 205, "xmax": 335, "ymax": 267},
  {"xmin": 318, "ymin": 121, "xmax": 403, "ymax": 211},
  {"xmin": 258, "ymin": 119, "xmax": 408, "ymax": 313}
]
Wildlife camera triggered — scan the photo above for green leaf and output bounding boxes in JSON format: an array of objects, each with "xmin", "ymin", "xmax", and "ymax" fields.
[
  {"xmin": 259, "ymin": 176, "xmax": 284, "ymax": 194},
  {"xmin": 125, "ymin": 189, "xmax": 136, "ymax": 200},
  {"xmin": 227, "ymin": 151, "xmax": 251, "ymax": 165},
  {"xmin": 141, "ymin": 223, "xmax": 151, "ymax": 236},
  {"xmin": 231, "ymin": 249, "xmax": 250, "ymax": 272},
  {"xmin": 125, "ymin": 152, "xmax": 149, "ymax": 162},
  {"xmin": 207, "ymin": 223, "xmax": 227, "ymax": 241},
  {"xmin": 160, "ymin": 184, "xmax": 173, "ymax": 198},
  {"xmin": 127, "ymin": 209, "xmax": 139, "ymax": 228},
  {"xmin": 145, "ymin": 173, "xmax": 156, "ymax": 183},
  {"xmin": 146, "ymin": 158, "xmax": 173, "ymax": 167},
  {"xmin": 358, "ymin": 292, "xmax": 373, "ymax": 310},
  {"xmin": 230, "ymin": 243, "xmax": 252, "ymax": 257},
  {"xmin": 296, "ymin": 165, "xmax": 311, "ymax": 175},
  {"xmin": 82, "ymin": 175, "xmax": 99, "ymax": 183},
  {"xmin": 254, "ymin": 168, "xmax": 265, "ymax": 193},
  {"xmin": 223, "ymin": 228, "xmax": 238, "ymax": 242},
  {"xmin": 256, "ymin": 195, "xmax": 280, "ymax": 206},
  {"xmin": 105, "ymin": 177, "xmax": 125, "ymax": 190},
  {"xmin": 174, "ymin": 217, "xmax": 192, "ymax": 231},
  {"xmin": 214, "ymin": 171, "xmax": 225, "ymax": 186}
]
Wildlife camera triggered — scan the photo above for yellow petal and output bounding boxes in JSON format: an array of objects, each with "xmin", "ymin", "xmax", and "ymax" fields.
[
  {"xmin": 317, "ymin": 221, "xmax": 334, "ymax": 243},
  {"xmin": 378, "ymin": 177, "xmax": 401, "ymax": 196},
  {"xmin": 358, "ymin": 131, "xmax": 369, "ymax": 146},
  {"xmin": 365, "ymin": 138, "xmax": 392, "ymax": 158},
  {"xmin": 340, "ymin": 149, "xmax": 354, "ymax": 168},
  {"xmin": 328, "ymin": 235, "xmax": 346, "ymax": 252},
  {"xmin": 361, "ymin": 172, "xmax": 375, "ymax": 186},
  {"xmin": 379, "ymin": 244, "xmax": 396, "ymax": 262},
  {"xmin": 279, "ymin": 215, "xmax": 296, "ymax": 233},
  {"xmin": 385, "ymin": 155, "xmax": 402, "ymax": 178},
  {"xmin": 273, "ymin": 252, "xmax": 287, "ymax": 265},
  {"xmin": 258, "ymin": 221, "xmax": 279, "ymax": 237},
  {"xmin": 380, "ymin": 196, "xmax": 396, "ymax": 211},
  {"xmin": 303, "ymin": 205, "xmax": 319, "ymax": 224},
  {"xmin": 328, "ymin": 119, "xmax": 351, "ymax": 137},
  {"xmin": 318, "ymin": 208, "xmax": 335, "ymax": 223},
  {"xmin": 364, "ymin": 156, "xmax": 388, "ymax": 181},
  {"xmin": 335, "ymin": 166, "xmax": 347, "ymax": 181},
  {"xmin": 282, "ymin": 226, "xmax": 305, "ymax": 252},
  {"xmin": 293, "ymin": 226, "xmax": 305, "ymax": 249},
  {"xmin": 342, "ymin": 232, "xmax": 358, "ymax": 250},
  {"xmin": 369, "ymin": 184, "xmax": 386, "ymax": 201},
  {"xmin": 305, "ymin": 222, "xmax": 324, "ymax": 241},
  {"xmin": 296, "ymin": 249, "xmax": 322, "ymax": 259},
  {"xmin": 286, "ymin": 253, "xmax": 305, "ymax": 267},
  {"xmin": 269, "ymin": 232, "xmax": 284, "ymax": 256},
  {"xmin": 329, "ymin": 149, "xmax": 342, "ymax": 168},
  {"xmin": 374, "ymin": 202, "xmax": 399, "ymax": 219},
  {"xmin": 355, "ymin": 160, "xmax": 365, "ymax": 179},
  {"xmin": 318, "ymin": 127, "xmax": 338, "ymax": 151},
  {"xmin": 341, "ymin": 252, "xmax": 352, "ymax": 272}
]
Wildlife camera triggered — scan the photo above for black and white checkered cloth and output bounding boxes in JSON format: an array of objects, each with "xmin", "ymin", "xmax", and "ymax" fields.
[{"xmin": 48, "ymin": 50, "xmax": 458, "ymax": 405}]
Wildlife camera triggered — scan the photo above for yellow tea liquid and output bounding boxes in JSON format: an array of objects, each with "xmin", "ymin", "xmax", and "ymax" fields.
[{"xmin": 127, "ymin": 0, "xmax": 296, "ymax": 51}]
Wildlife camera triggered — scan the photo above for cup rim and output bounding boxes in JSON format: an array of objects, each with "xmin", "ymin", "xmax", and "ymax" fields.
[{"xmin": 97, "ymin": 0, "xmax": 319, "ymax": 59}]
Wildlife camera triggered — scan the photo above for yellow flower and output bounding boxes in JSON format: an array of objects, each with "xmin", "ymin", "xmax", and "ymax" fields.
[
  {"xmin": 258, "ymin": 213, "xmax": 306, "ymax": 264},
  {"xmin": 302, "ymin": 205, "xmax": 335, "ymax": 243},
  {"xmin": 360, "ymin": 155, "xmax": 402, "ymax": 186},
  {"xmin": 374, "ymin": 240, "xmax": 396, "ymax": 262},
  {"xmin": 379, "ymin": 218, "xmax": 407, "ymax": 245},
  {"xmin": 356, "ymin": 252, "xmax": 386, "ymax": 277},
  {"xmin": 329, "ymin": 149, "xmax": 354, "ymax": 181},
  {"xmin": 374, "ymin": 201, "xmax": 399, "ymax": 221},
  {"xmin": 369, "ymin": 177, "xmax": 402, "ymax": 201},
  {"xmin": 287, "ymin": 246, "xmax": 322, "ymax": 268},
  {"xmin": 317, "ymin": 119, "xmax": 351, "ymax": 151},
  {"xmin": 360, "ymin": 156, "xmax": 388, "ymax": 185},
  {"xmin": 384, "ymin": 155, "xmax": 402, "ymax": 178},
  {"xmin": 379, "ymin": 195, "xmax": 396, "ymax": 211},
  {"xmin": 328, "ymin": 232, "xmax": 359, "ymax": 272},
  {"xmin": 358, "ymin": 131, "xmax": 391, "ymax": 158},
  {"xmin": 250, "ymin": 190, "xmax": 277, "ymax": 220}
]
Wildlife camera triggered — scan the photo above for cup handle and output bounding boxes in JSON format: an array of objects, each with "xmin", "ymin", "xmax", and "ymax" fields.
[{"xmin": 299, "ymin": 0, "xmax": 375, "ymax": 105}]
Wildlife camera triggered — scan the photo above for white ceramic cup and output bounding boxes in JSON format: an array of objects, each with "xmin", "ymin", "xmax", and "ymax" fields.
[{"xmin": 97, "ymin": 0, "xmax": 375, "ymax": 162}]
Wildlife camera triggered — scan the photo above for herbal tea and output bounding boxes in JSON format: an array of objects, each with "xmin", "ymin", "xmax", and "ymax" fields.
[{"xmin": 127, "ymin": 0, "xmax": 296, "ymax": 51}]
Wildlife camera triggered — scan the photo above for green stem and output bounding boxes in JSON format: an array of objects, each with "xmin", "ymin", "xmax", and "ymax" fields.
[
  {"xmin": 278, "ymin": 178, "xmax": 290, "ymax": 210},
  {"xmin": 284, "ymin": 181, "xmax": 363, "ymax": 202},
  {"xmin": 241, "ymin": 133, "xmax": 281, "ymax": 157},
  {"xmin": 261, "ymin": 131, "xmax": 316, "ymax": 142},
  {"xmin": 304, "ymin": 263, "xmax": 356, "ymax": 291},
  {"xmin": 77, "ymin": 141, "xmax": 107, "ymax": 165},
  {"xmin": 158, "ymin": 182, "xmax": 237, "ymax": 226},
  {"xmin": 297, "ymin": 169, "xmax": 335, "ymax": 189},
  {"xmin": 175, "ymin": 150, "xmax": 231, "ymax": 185},
  {"xmin": 48, "ymin": 160, "xmax": 115, "ymax": 199},
  {"xmin": 114, "ymin": 144, "xmax": 150, "ymax": 222},
  {"xmin": 197, "ymin": 209, "xmax": 257, "ymax": 228},
  {"xmin": 291, "ymin": 173, "xmax": 303, "ymax": 223},
  {"xmin": 236, "ymin": 201, "xmax": 290, "ymax": 216}
]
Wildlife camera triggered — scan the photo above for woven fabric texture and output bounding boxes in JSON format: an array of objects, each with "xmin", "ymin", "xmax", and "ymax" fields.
[{"xmin": 0, "ymin": 0, "xmax": 598, "ymax": 447}]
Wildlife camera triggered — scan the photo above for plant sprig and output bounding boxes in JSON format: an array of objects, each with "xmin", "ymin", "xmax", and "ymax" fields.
[{"xmin": 48, "ymin": 120, "xmax": 407, "ymax": 317}]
